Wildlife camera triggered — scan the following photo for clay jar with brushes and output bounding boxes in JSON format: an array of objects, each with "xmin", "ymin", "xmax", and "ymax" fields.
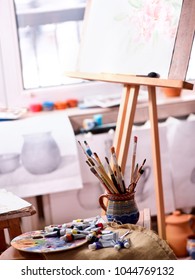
[{"xmin": 99, "ymin": 192, "xmax": 139, "ymax": 225}]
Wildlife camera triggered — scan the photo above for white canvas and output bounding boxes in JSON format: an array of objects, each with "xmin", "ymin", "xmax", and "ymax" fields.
[{"xmin": 78, "ymin": 0, "xmax": 182, "ymax": 78}]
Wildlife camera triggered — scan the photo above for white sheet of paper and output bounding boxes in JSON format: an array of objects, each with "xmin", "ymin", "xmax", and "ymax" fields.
[
  {"xmin": 124, "ymin": 121, "xmax": 175, "ymax": 215},
  {"xmin": 166, "ymin": 115, "xmax": 195, "ymax": 209},
  {"xmin": 0, "ymin": 111, "xmax": 83, "ymax": 198},
  {"xmin": 0, "ymin": 189, "xmax": 31, "ymax": 214}
]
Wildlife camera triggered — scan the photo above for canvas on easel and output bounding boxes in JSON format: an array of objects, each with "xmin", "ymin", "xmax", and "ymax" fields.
[{"xmin": 78, "ymin": 0, "xmax": 183, "ymax": 77}]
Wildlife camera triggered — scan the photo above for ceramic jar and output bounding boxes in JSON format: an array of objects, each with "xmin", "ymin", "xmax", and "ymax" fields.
[
  {"xmin": 21, "ymin": 131, "xmax": 61, "ymax": 175},
  {"xmin": 165, "ymin": 210, "xmax": 195, "ymax": 257},
  {"xmin": 162, "ymin": 87, "xmax": 181, "ymax": 97},
  {"xmin": 99, "ymin": 192, "xmax": 139, "ymax": 224}
]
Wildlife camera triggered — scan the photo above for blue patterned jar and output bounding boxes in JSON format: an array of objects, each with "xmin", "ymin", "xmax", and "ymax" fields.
[
  {"xmin": 186, "ymin": 235, "xmax": 195, "ymax": 259},
  {"xmin": 99, "ymin": 192, "xmax": 139, "ymax": 224}
]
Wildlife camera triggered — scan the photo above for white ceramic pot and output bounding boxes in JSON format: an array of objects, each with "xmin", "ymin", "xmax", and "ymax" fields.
[{"xmin": 0, "ymin": 153, "xmax": 20, "ymax": 174}]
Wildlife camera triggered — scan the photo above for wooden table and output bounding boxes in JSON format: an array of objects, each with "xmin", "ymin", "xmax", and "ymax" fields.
[{"xmin": 0, "ymin": 200, "xmax": 36, "ymax": 253}]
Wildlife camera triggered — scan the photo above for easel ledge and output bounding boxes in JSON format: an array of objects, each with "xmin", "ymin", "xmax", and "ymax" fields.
[{"xmin": 65, "ymin": 71, "xmax": 194, "ymax": 90}]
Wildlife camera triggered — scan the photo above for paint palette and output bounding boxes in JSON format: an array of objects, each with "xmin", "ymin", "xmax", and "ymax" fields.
[
  {"xmin": 11, "ymin": 230, "xmax": 87, "ymax": 253},
  {"xmin": 0, "ymin": 107, "xmax": 27, "ymax": 121}
]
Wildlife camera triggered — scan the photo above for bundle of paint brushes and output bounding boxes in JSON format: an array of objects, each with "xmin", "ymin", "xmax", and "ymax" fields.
[{"xmin": 78, "ymin": 136, "xmax": 146, "ymax": 195}]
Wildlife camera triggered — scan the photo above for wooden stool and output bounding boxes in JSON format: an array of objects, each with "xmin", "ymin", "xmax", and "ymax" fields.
[
  {"xmin": 0, "ymin": 202, "xmax": 36, "ymax": 252},
  {"xmin": 138, "ymin": 208, "xmax": 151, "ymax": 230}
]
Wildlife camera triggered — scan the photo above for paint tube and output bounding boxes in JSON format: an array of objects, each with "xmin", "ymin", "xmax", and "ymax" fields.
[
  {"xmin": 88, "ymin": 239, "xmax": 115, "ymax": 250},
  {"xmin": 86, "ymin": 230, "xmax": 100, "ymax": 242},
  {"xmin": 72, "ymin": 219, "xmax": 84, "ymax": 223},
  {"xmin": 44, "ymin": 228, "xmax": 66, "ymax": 238},
  {"xmin": 71, "ymin": 222, "xmax": 91, "ymax": 230},
  {"xmin": 85, "ymin": 221, "xmax": 107, "ymax": 231},
  {"xmin": 99, "ymin": 232, "xmax": 118, "ymax": 241},
  {"xmin": 86, "ymin": 234, "xmax": 99, "ymax": 243},
  {"xmin": 71, "ymin": 229, "xmax": 90, "ymax": 235},
  {"xmin": 123, "ymin": 239, "xmax": 131, "ymax": 248},
  {"xmin": 114, "ymin": 238, "xmax": 131, "ymax": 250},
  {"xmin": 101, "ymin": 230, "xmax": 113, "ymax": 235},
  {"xmin": 61, "ymin": 233, "xmax": 86, "ymax": 242},
  {"xmin": 44, "ymin": 224, "xmax": 66, "ymax": 233}
]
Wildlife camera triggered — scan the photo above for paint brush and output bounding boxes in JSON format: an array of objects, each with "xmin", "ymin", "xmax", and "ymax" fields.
[
  {"xmin": 105, "ymin": 156, "xmax": 120, "ymax": 192},
  {"xmin": 130, "ymin": 136, "xmax": 138, "ymax": 183},
  {"xmin": 138, "ymin": 158, "xmax": 146, "ymax": 173},
  {"xmin": 84, "ymin": 140, "xmax": 93, "ymax": 156},
  {"xmin": 119, "ymin": 165, "xmax": 126, "ymax": 193},
  {"xmin": 110, "ymin": 146, "xmax": 125, "ymax": 193},
  {"xmin": 135, "ymin": 169, "xmax": 144, "ymax": 184},
  {"xmin": 90, "ymin": 166, "xmax": 113, "ymax": 194},
  {"xmin": 132, "ymin": 163, "xmax": 138, "ymax": 183},
  {"xmin": 78, "ymin": 140, "xmax": 90, "ymax": 158},
  {"xmin": 128, "ymin": 168, "xmax": 144, "ymax": 194},
  {"xmin": 128, "ymin": 182, "xmax": 136, "ymax": 194},
  {"xmin": 89, "ymin": 154, "xmax": 119, "ymax": 193},
  {"xmin": 94, "ymin": 152, "xmax": 104, "ymax": 169},
  {"xmin": 83, "ymin": 141, "xmax": 102, "ymax": 167}
]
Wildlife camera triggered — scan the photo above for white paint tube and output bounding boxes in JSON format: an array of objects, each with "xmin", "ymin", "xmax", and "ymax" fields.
[{"xmin": 88, "ymin": 239, "xmax": 115, "ymax": 250}]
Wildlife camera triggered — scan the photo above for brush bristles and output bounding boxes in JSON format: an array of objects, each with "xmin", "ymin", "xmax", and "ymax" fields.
[{"xmin": 105, "ymin": 157, "xmax": 109, "ymax": 164}]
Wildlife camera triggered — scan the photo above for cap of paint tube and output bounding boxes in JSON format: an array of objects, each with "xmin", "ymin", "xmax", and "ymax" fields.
[
  {"xmin": 42, "ymin": 101, "xmax": 54, "ymax": 111},
  {"xmin": 29, "ymin": 103, "xmax": 42, "ymax": 112}
]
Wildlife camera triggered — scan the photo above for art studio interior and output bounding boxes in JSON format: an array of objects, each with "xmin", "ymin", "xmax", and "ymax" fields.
[{"xmin": 0, "ymin": 0, "xmax": 195, "ymax": 260}]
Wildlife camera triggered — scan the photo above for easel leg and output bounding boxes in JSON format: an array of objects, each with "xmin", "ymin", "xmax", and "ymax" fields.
[
  {"xmin": 148, "ymin": 86, "xmax": 166, "ymax": 240},
  {"xmin": 113, "ymin": 84, "xmax": 140, "ymax": 173}
]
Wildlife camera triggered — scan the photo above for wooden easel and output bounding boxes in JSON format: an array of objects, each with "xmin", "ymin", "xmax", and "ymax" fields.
[
  {"xmin": 169, "ymin": 0, "xmax": 195, "ymax": 80},
  {"xmin": 66, "ymin": 71, "xmax": 193, "ymax": 240}
]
